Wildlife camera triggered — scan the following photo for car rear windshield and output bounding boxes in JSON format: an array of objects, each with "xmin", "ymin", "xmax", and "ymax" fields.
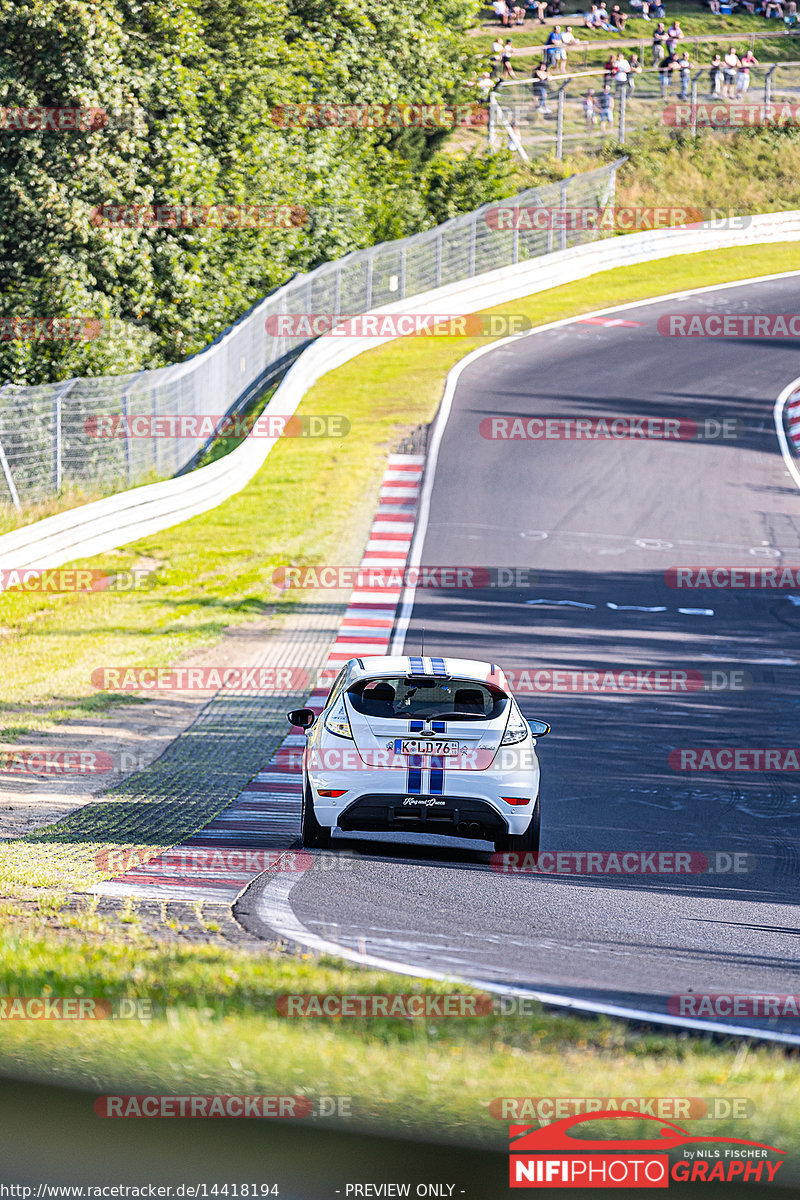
[{"xmin": 346, "ymin": 676, "xmax": 508, "ymax": 720}]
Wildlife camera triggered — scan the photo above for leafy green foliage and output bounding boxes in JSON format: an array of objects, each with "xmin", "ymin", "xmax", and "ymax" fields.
[{"xmin": 0, "ymin": 0, "xmax": 511, "ymax": 385}]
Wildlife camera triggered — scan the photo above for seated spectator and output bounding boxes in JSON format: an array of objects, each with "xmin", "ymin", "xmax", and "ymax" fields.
[
  {"xmin": 651, "ymin": 1, "xmax": 665, "ymax": 16},
  {"xmin": 610, "ymin": 4, "xmax": 628, "ymax": 28},
  {"xmin": 708, "ymin": 0, "xmax": 720, "ymax": 12},
  {"xmin": 492, "ymin": 0, "xmax": 510, "ymax": 23},
  {"xmin": 736, "ymin": 0, "xmax": 755, "ymax": 12},
  {"xmin": 527, "ymin": 0, "xmax": 548, "ymax": 21},
  {"xmin": 585, "ymin": 3, "xmax": 603, "ymax": 23},
  {"xmin": 509, "ymin": 0, "xmax": 527, "ymax": 22},
  {"xmin": 764, "ymin": 0, "xmax": 783, "ymax": 14},
  {"xmin": 596, "ymin": 1, "xmax": 614, "ymax": 25},
  {"xmin": 629, "ymin": 0, "xmax": 652, "ymax": 16}
]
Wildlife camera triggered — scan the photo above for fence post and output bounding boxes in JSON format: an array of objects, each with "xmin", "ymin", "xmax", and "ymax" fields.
[
  {"xmin": 365, "ymin": 254, "xmax": 374, "ymax": 312},
  {"xmin": 690, "ymin": 77, "xmax": 698, "ymax": 137},
  {"xmin": 556, "ymin": 82, "xmax": 568, "ymax": 159},
  {"xmin": 0, "ymin": 384, "xmax": 20, "ymax": 510},
  {"xmin": 51, "ymin": 378, "xmax": 76, "ymax": 496},
  {"xmin": 765, "ymin": 64, "xmax": 776, "ymax": 105},
  {"xmin": 618, "ymin": 82, "xmax": 626, "ymax": 144}
]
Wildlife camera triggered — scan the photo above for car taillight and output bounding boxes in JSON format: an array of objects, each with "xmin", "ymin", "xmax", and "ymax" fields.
[
  {"xmin": 502, "ymin": 796, "xmax": 530, "ymax": 806},
  {"xmin": 318, "ymin": 789, "xmax": 347, "ymax": 797}
]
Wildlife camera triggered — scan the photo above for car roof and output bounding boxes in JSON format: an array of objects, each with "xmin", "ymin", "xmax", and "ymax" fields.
[{"xmin": 347, "ymin": 655, "xmax": 510, "ymax": 691}]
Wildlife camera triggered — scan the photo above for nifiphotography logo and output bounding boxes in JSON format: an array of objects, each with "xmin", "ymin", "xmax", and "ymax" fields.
[{"xmin": 508, "ymin": 1111, "xmax": 785, "ymax": 1188}]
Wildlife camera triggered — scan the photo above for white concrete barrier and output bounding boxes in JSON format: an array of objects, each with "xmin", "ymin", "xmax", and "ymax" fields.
[{"xmin": 1, "ymin": 211, "xmax": 798, "ymax": 570}]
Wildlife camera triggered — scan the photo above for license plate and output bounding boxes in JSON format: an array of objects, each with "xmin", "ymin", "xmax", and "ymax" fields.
[{"xmin": 394, "ymin": 738, "xmax": 463, "ymax": 756}]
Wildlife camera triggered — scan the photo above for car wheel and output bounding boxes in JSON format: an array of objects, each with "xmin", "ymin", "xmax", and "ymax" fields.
[
  {"xmin": 301, "ymin": 776, "xmax": 332, "ymax": 849},
  {"xmin": 494, "ymin": 794, "xmax": 540, "ymax": 853}
]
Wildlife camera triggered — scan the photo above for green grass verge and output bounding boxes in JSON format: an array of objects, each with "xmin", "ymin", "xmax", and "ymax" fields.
[{"xmin": 0, "ymin": 899, "xmax": 797, "ymax": 1158}]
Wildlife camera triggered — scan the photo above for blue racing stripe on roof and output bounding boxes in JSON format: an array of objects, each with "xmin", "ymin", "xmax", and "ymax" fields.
[
  {"xmin": 430, "ymin": 657, "xmax": 447, "ymax": 675},
  {"xmin": 409, "ymin": 656, "xmax": 425, "ymax": 675}
]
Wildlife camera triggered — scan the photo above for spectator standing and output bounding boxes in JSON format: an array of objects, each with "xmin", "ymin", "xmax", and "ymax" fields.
[
  {"xmin": 652, "ymin": 22, "xmax": 667, "ymax": 65},
  {"xmin": 598, "ymin": 82, "xmax": 614, "ymax": 128},
  {"xmin": 584, "ymin": 87, "xmax": 598, "ymax": 126},
  {"xmin": 677, "ymin": 50, "xmax": 692, "ymax": 99},
  {"xmin": 532, "ymin": 59, "xmax": 552, "ymax": 111},
  {"xmin": 603, "ymin": 52, "xmax": 617, "ymax": 86},
  {"xmin": 709, "ymin": 52, "xmax": 723, "ymax": 94},
  {"xmin": 659, "ymin": 50, "xmax": 679, "ymax": 95},
  {"xmin": 628, "ymin": 51, "xmax": 643, "ymax": 92},
  {"xmin": 666, "ymin": 19, "xmax": 684, "ymax": 52},
  {"xmin": 545, "ymin": 25, "xmax": 566, "ymax": 71},
  {"xmin": 502, "ymin": 38, "xmax": 517, "ymax": 77},
  {"xmin": 614, "ymin": 51, "xmax": 631, "ymax": 91},
  {"xmin": 737, "ymin": 47, "xmax": 758, "ymax": 94},
  {"xmin": 477, "ymin": 70, "xmax": 495, "ymax": 101},
  {"xmin": 491, "ymin": 35, "xmax": 505, "ymax": 79},
  {"xmin": 722, "ymin": 46, "xmax": 739, "ymax": 97}
]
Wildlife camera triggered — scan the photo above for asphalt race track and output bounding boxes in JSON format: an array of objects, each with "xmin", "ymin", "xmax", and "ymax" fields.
[{"xmin": 250, "ymin": 274, "xmax": 800, "ymax": 1039}]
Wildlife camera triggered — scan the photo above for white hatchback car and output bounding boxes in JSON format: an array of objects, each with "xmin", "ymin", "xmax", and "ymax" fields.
[{"xmin": 287, "ymin": 655, "xmax": 549, "ymax": 852}]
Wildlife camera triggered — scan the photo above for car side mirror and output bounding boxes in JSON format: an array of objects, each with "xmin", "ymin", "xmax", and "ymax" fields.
[
  {"xmin": 287, "ymin": 708, "xmax": 316, "ymax": 729},
  {"xmin": 528, "ymin": 719, "xmax": 550, "ymax": 737}
]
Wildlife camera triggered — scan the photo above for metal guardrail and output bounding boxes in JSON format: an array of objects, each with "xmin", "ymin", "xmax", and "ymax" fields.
[
  {"xmin": 2, "ymin": 205, "xmax": 799, "ymax": 577},
  {"xmin": 0, "ymin": 164, "xmax": 620, "ymax": 510},
  {"xmin": 491, "ymin": 59, "xmax": 800, "ymax": 156}
]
